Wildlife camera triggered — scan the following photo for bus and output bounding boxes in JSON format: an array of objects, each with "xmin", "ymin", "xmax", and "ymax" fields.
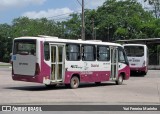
[
  {"xmin": 11, "ymin": 35, "xmax": 130, "ymax": 89},
  {"xmin": 123, "ymin": 44, "xmax": 148, "ymax": 75}
]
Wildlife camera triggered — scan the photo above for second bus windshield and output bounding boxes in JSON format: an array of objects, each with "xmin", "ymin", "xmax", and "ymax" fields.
[{"xmin": 124, "ymin": 46, "xmax": 144, "ymax": 57}]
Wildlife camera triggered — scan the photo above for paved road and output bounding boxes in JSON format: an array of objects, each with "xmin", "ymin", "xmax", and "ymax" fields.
[
  {"xmin": 0, "ymin": 68, "xmax": 160, "ymax": 113},
  {"xmin": 0, "ymin": 67, "xmax": 160, "ymax": 105}
]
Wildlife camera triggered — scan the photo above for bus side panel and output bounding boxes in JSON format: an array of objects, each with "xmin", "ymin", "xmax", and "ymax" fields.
[
  {"xmin": 64, "ymin": 61, "xmax": 111, "ymax": 84},
  {"xmin": 118, "ymin": 64, "xmax": 130, "ymax": 80},
  {"xmin": 64, "ymin": 71, "xmax": 111, "ymax": 84},
  {"xmin": 39, "ymin": 41, "xmax": 51, "ymax": 83}
]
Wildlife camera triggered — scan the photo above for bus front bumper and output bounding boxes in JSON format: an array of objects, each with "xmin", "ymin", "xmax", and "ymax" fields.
[{"xmin": 130, "ymin": 66, "xmax": 147, "ymax": 72}]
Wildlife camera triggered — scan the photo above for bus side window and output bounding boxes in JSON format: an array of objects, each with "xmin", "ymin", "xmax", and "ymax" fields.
[
  {"xmin": 82, "ymin": 45, "xmax": 95, "ymax": 61},
  {"xmin": 97, "ymin": 46, "xmax": 110, "ymax": 61},
  {"xmin": 66, "ymin": 44, "xmax": 80, "ymax": 61},
  {"xmin": 44, "ymin": 42, "xmax": 50, "ymax": 61}
]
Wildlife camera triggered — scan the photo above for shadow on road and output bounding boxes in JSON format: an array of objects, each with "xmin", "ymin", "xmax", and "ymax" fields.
[
  {"xmin": 5, "ymin": 85, "xmax": 57, "ymax": 91},
  {"xmin": 79, "ymin": 82, "xmax": 119, "ymax": 88},
  {"xmin": 130, "ymin": 72, "xmax": 146, "ymax": 77},
  {"xmin": 4, "ymin": 82, "xmax": 123, "ymax": 91}
]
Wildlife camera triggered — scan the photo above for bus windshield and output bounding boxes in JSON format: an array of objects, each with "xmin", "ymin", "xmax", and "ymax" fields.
[
  {"xmin": 13, "ymin": 39, "xmax": 36, "ymax": 55},
  {"xmin": 124, "ymin": 46, "xmax": 144, "ymax": 57}
]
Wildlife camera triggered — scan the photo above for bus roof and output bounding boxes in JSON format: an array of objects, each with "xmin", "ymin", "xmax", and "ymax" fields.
[
  {"xmin": 116, "ymin": 38, "xmax": 160, "ymax": 42},
  {"xmin": 115, "ymin": 38, "xmax": 160, "ymax": 43},
  {"xmin": 14, "ymin": 36, "xmax": 122, "ymax": 47}
]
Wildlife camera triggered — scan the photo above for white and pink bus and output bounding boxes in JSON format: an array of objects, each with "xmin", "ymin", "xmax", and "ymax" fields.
[
  {"xmin": 123, "ymin": 44, "xmax": 148, "ymax": 75},
  {"xmin": 11, "ymin": 35, "xmax": 130, "ymax": 89}
]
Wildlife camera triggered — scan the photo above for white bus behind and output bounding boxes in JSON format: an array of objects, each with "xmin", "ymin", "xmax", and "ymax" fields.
[{"xmin": 123, "ymin": 44, "xmax": 148, "ymax": 75}]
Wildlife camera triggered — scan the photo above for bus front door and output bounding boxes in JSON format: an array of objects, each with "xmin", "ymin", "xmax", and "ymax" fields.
[
  {"xmin": 50, "ymin": 44, "xmax": 65, "ymax": 82},
  {"xmin": 110, "ymin": 47, "xmax": 118, "ymax": 80}
]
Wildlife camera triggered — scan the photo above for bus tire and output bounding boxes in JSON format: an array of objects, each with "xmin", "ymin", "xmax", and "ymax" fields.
[
  {"xmin": 70, "ymin": 76, "xmax": 80, "ymax": 89},
  {"xmin": 116, "ymin": 74, "xmax": 123, "ymax": 85},
  {"xmin": 142, "ymin": 71, "xmax": 147, "ymax": 75},
  {"xmin": 45, "ymin": 84, "xmax": 57, "ymax": 88}
]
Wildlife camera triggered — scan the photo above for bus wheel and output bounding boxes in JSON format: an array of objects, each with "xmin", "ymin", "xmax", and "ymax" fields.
[
  {"xmin": 70, "ymin": 76, "xmax": 80, "ymax": 89},
  {"xmin": 45, "ymin": 84, "xmax": 57, "ymax": 88},
  {"xmin": 142, "ymin": 71, "xmax": 147, "ymax": 75},
  {"xmin": 116, "ymin": 74, "xmax": 123, "ymax": 85}
]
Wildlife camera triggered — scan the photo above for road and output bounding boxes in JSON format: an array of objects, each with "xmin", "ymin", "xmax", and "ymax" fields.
[
  {"xmin": 0, "ymin": 67, "xmax": 160, "ymax": 105},
  {"xmin": 0, "ymin": 67, "xmax": 160, "ymax": 113}
]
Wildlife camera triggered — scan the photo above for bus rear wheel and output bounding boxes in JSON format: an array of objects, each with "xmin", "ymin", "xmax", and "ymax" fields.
[
  {"xmin": 70, "ymin": 76, "xmax": 80, "ymax": 89},
  {"xmin": 116, "ymin": 74, "xmax": 123, "ymax": 85}
]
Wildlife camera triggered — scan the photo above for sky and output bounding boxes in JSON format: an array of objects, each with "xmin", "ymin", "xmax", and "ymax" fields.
[
  {"xmin": 0, "ymin": 0, "xmax": 149, "ymax": 24},
  {"xmin": 0, "ymin": 0, "xmax": 107, "ymax": 24}
]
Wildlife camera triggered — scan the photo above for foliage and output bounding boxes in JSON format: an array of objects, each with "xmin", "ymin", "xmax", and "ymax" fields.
[
  {"xmin": 63, "ymin": 13, "xmax": 81, "ymax": 39},
  {"xmin": 11, "ymin": 17, "xmax": 60, "ymax": 37},
  {"xmin": 0, "ymin": 0, "xmax": 160, "ymax": 62}
]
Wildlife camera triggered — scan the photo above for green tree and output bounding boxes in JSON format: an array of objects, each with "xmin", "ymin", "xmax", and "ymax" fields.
[
  {"xmin": 114, "ymin": 27, "xmax": 129, "ymax": 40},
  {"xmin": 64, "ymin": 13, "xmax": 81, "ymax": 39},
  {"xmin": 12, "ymin": 17, "xmax": 59, "ymax": 37},
  {"xmin": 94, "ymin": 0, "xmax": 154, "ymax": 41},
  {"xmin": 0, "ymin": 17, "xmax": 62, "ymax": 62},
  {"xmin": 0, "ymin": 24, "xmax": 12, "ymax": 62}
]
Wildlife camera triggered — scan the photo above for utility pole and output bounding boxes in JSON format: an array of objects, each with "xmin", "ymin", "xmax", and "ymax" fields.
[
  {"xmin": 94, "ymin": 27, "xmax": 98, "ymax": 40},
  {"xmin": 81, "ymin": 0, "xmax": 85, "ymax": 40},
  {"xmin": 92, "ymin": 18, "xmax": 94, "ymax": 40}
]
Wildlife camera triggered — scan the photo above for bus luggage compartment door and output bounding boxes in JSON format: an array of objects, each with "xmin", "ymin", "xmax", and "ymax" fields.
[{"xmin": 110, "ymin": 47, "xmax": 118, "ymax": 80}]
